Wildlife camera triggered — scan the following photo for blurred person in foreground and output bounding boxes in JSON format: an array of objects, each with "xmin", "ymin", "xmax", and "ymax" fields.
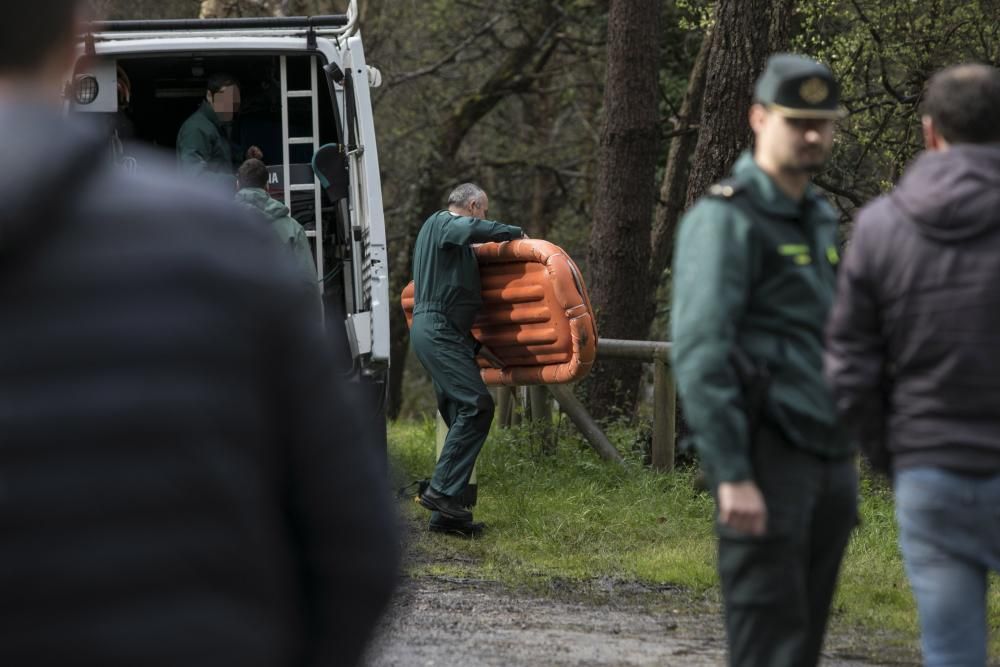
[
  {"xmin": 0, "ymin": 3, "xmax": 398, "ymax": 666},
  {"xmin": 826, "ymin": 64, "xmax": 1000, "ymax": 667},
  {"xmin": 671, "ymin": 54, "xmax": 856, "ymax": 666}
]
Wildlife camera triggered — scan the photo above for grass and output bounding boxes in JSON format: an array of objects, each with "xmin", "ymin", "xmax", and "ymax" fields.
[
  {"xmin": 832, "ymin": 475, "xmax": 916, "ymax": 642},
  {"xmin": 389, "ymin": 418, "xmax": 1000, "ymax": 656}
]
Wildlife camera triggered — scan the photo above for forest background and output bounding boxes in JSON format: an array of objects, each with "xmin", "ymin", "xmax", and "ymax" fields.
[{"xmin": 88, "ymin": 0, "xmax": 1000, "ymax": 423}]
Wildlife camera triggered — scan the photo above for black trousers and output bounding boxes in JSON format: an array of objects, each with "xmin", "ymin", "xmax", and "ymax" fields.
[{"xmin": 715, "ymin": 425, "xmax": 858, "ymax": 667}]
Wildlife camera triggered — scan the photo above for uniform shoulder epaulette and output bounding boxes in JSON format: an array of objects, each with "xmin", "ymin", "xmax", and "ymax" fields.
[{"xmin": 706, "ymin": 178, "xmax": 746, "ymax": 200}]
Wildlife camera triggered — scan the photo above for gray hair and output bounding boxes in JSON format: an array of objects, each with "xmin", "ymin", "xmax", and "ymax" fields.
[{"xmin": 447, "ymin": 182, "xmax": 486, "ymax": 209}]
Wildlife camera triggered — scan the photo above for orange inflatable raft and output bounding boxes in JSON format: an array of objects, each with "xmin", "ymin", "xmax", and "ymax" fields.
[{"xmin": 401, "ymin": 239, "xmax": 597, "ymax": 386}]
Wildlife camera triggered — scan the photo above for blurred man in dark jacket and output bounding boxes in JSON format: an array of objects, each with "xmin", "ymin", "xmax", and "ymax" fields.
[
  {"xmin": 826, "ymin": 64, "xmax": 1000, "ymax": 667},
  {"xmin": 0, "ymin": 4, "xmax": 398, "ymax": 666}
]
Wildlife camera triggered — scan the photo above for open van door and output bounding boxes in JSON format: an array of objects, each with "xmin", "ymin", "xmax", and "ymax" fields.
[{"xmin": 71, "ymin": 4, "xmax": 390, "ymax": 453}]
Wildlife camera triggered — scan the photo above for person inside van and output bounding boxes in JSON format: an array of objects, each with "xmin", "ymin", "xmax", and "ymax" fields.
[
  {"xmin": 176, "ymin": 72, "xmax": 260, "ymax": 188},
  {"xmin": 235, "ymin": 157, "xmax": 317, "ymax": 289}
]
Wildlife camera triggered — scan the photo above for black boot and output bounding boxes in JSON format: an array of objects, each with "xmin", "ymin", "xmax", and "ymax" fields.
[{"xmin": 417, "ymin": 486, "xmax": 473, "ymax": 522}]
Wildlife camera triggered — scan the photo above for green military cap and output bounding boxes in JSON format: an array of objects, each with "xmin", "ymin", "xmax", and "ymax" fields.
[{"xmin": 754, "ymin": 53, "xmax": 845, "ymax": 119}]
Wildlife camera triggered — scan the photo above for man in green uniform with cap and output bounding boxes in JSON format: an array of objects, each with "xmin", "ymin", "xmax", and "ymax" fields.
[
  {"xmin": 412, "ymin": 183, "xmax": 523, "ymax": 535},
  {"xmin": 671, "ymin": 54, "xmax": 857, "ymax": 666}
]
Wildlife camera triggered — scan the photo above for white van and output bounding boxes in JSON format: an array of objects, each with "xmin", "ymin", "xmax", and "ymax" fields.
[{"xmin": 70, "ymin": 5, "xmax": 390, "ymax": 442}]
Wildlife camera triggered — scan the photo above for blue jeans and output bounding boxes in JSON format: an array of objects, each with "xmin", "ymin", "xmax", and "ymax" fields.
[{"xmin": 895, "ymin": 467, "xmax": 1000, "ymax": 667}]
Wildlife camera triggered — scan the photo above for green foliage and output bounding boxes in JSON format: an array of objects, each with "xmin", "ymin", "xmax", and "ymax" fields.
[
  {"xmin": 675, "ymin": 0, "xmax": 713, "ymax": 32},
  {"xmin": 390, "ymin": 420, "xmax": 1000, "ymax": 655},
  {"xmin": 794, "ymin": 0, "xmax": 1000, "ymax": 216}
]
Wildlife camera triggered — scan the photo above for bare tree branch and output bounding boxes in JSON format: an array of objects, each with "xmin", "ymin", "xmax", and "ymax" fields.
[
  {"xmin": 814, "ymin": 176, "xmax": 866, "ymax": 208},
  {"xmin": 383, "ymin": 16, "xmax": 503, "ymax": 90}
]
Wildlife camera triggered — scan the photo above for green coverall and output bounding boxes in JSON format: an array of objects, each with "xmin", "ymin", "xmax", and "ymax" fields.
[
  {"xmin": 410, "ymin": 210, "xmax": 522, "ymax": 500},
  {"xmin": 671, "ymin": 152, "xmax": 857, "ymax": 667},
  {"xmin": 176, "ymin": 101, "xmax": 238, "ymax": 189}
]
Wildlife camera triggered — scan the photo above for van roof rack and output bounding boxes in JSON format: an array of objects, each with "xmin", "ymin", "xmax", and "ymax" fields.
[
  {"xmin": 83, "ymin": 0, "xmax": 359, "ymax": 43},
  {"xmin": 87, "ymin": 15, "xmax": 348, "ymax": 33}
]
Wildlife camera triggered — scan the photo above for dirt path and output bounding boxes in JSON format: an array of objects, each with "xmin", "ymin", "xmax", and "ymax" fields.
[
  {"xmin": 362, "ymin": 518, "xmax": 920, "ymax": 667},
  {"xmin": 364, "ymin": 575, "xmax": 919, "ymax": 666},
  {"xmin": 364, "ymin": 576, "xmax": 726, "ymax": 667}
]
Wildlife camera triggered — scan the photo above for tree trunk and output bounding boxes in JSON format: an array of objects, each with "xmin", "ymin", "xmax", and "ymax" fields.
[
  {"xmin": 768, "ymin": 0, "xmax": 797, "ymax": 53},
  {"xmin": 199, "ymin": 0, "xmax": 226, "ymax": 17},
  {"xmin": 684, "ymin": 0, "xmax": 797, "ymax": 207},
  {"xmin": 583, "ymin": 0, "xmax": 662, "ymax": 421},
  {"xmin": 524, "ymin": 89, "xmax": 560, "ymax": 240},
  {"xmin": 529, "ymin": 168, "xmax": 558, "ymax": 240},
  {"xmin": 647, "ymin": 28, "xmax": 711, "ymax": 315},
  {"xmin": 199, "ymin": 0, "xmax": 296, "ymax": 17}
]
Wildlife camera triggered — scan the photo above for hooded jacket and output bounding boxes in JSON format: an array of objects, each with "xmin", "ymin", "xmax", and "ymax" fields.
[
  {"xmin": 826, "ymin": 144, "xmax": 1000, "ymax": 475},
  {"xmin": 0, "ymin": 103, "xmax": 397, "ymax": 667},
  {"xmin": 235, "ymin": 187, "xmax": 317, "ymax": 284}
]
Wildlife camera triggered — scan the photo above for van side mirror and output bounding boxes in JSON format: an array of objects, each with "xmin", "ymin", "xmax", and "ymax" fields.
[{"xmin": 311, "ymin": 143, "xmax": 349, "ymax": 203}]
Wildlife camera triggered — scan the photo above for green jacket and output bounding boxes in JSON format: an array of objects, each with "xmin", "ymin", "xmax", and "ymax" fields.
[
  {"xmin": 670, "ymin": 152, "xmax": 853, "ymax": 484},
  {"xmin": 177, "ymin": 101, "xmax": 236, "ymax": 187},
  {"xmin": 235, "ymin": 188, "xmax": 317, "ymax": 284},
  {"xmin": 412, "ymin": 210, "xmax": 523, "ymax": 333}
]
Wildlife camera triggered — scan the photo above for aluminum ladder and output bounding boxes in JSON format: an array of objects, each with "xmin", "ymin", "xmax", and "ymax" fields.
[{"xmin": 279, "ymin": 55, "xmax": 325, "ymax": 293}]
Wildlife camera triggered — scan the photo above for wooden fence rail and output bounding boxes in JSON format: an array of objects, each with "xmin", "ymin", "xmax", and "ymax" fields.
[{"xmin": 492, "ymin": 338, "xmax": 677, "ymax": 472}]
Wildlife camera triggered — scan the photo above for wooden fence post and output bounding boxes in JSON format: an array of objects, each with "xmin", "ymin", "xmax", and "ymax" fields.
[
  {"xmin": 496, "ymin": 386, "xmax": 513, "ymax": 428},
  {"xmin": 547, "ymin": 384, "xmax": 623, "ymax": 463},
  {"xmin": 528, "ymin": 385, "xmax": 554, "ymax": 452},
  {"xmin": 652, "ymin": 356, "xmax": 676, "ymax": 472}
]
